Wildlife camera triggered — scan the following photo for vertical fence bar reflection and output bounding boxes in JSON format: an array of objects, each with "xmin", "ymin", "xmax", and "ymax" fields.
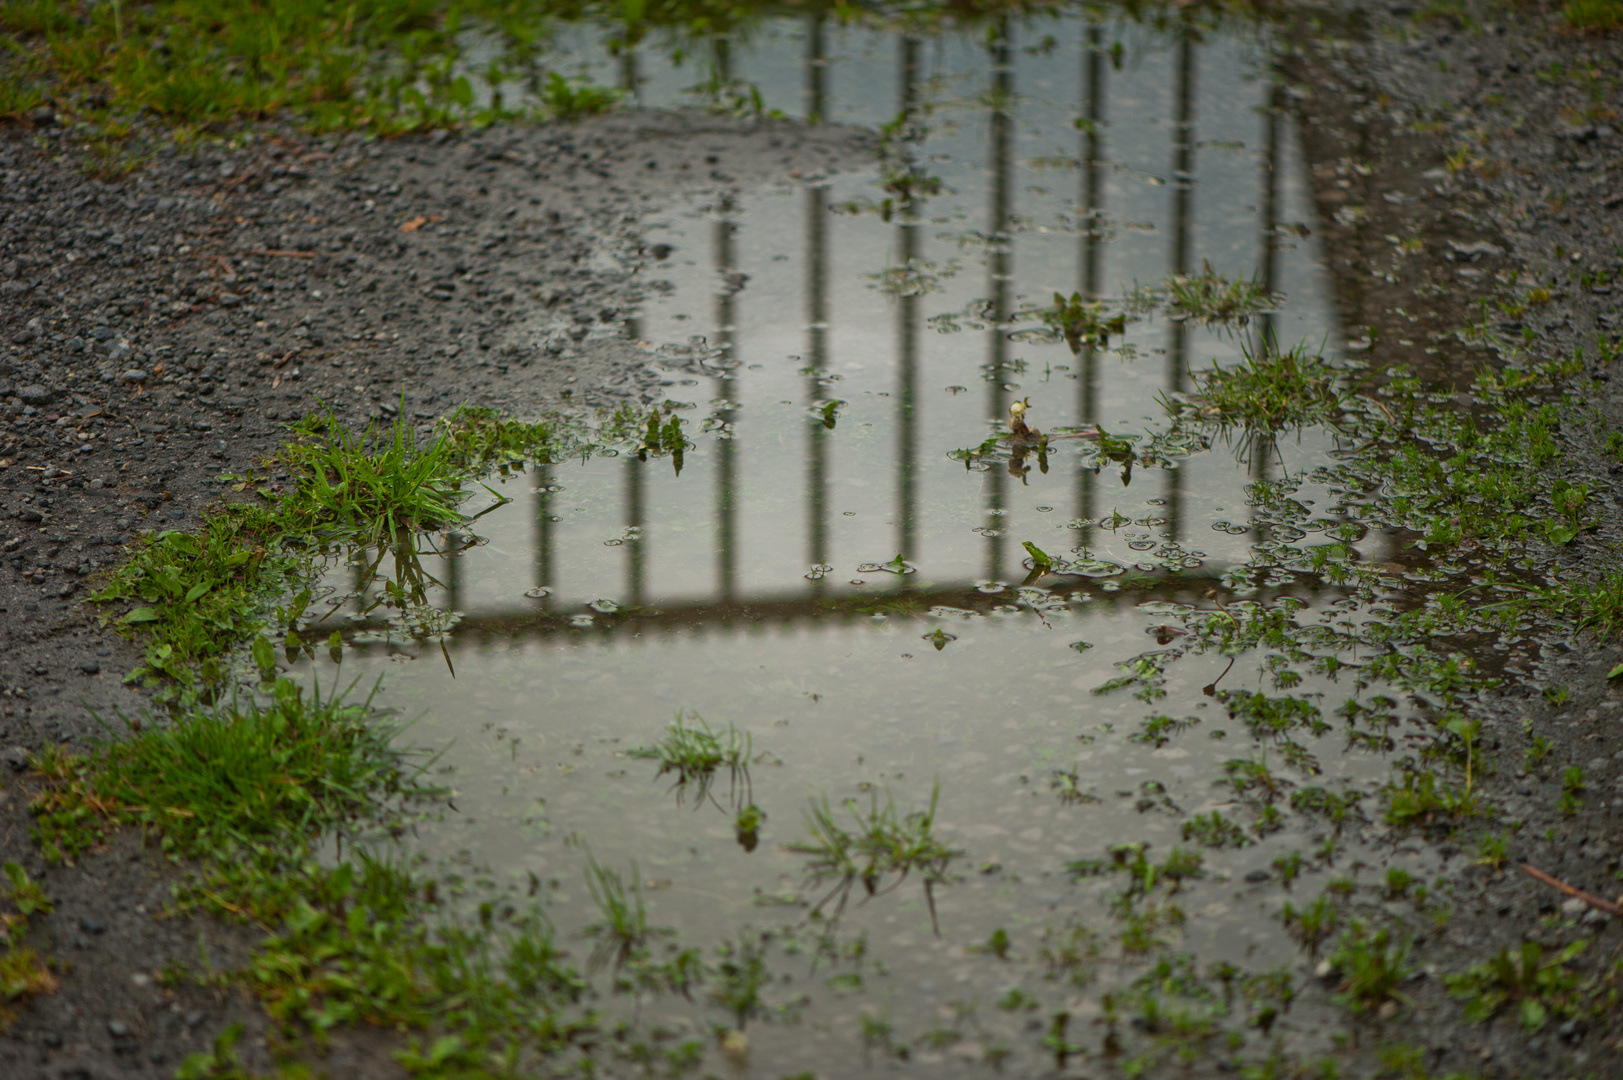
[
  {"xmin": 983, "ymin": 15, "xmax": 1013, "ymax": 582},
  {"xmin": 805, "ymin": 183, "xmax": 829, "ymax": 591},
  {"xmin": 625, "ymin": 455, "xmax": 645, "ymax": 606},
  {"xmin": 896, "ymin": 35, "xmax": 922, "ymax": 566},
  {"xmin": 1076, "ymin": 21, "xmax": 1105, "ymax": 537},
  {"xmin": 806, "ymin": 11, "xmax": 827, "ymax": 123},
  {"xmin": 714, "ymin": 198, "xmax": 738, "ymax": 602},
  {"xmin": 804, "ymin": 14, "xmax": 830, "ymax": 590},
  {"xmin": 534, "ymin": 465, "xmax": 553, "ymax": 609},
  {"xmin": 1164, "ymin": 32, "xmax": 1197, "ymax": 545},
  {"xmin": 1256, "ymin": 76, "xmax": 1284, "ymax": 353}
]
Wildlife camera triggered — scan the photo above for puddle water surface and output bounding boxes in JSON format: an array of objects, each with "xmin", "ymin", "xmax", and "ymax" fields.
[{"xmin": 289, "ymin": 13, "xmax": 1447, "ymax": 1074}]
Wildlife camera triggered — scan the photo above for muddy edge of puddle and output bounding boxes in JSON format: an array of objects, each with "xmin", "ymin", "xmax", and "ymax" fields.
[
  {"xmin": 1287, "ymin": 2, "xmax": 1623, "ymax": 1074},
  {"xmin": 0, "ymin": 110, "xmax": 873, "ymax": 1076}
]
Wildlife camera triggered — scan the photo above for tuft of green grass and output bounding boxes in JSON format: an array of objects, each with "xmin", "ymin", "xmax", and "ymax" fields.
[
  {"xmin": 1155, "ymin": 260, "xmax": 1282, "ymax": 325},
  {"xmin": 0, "ymin": 860, "xmax": 57, "ymax": 1029},
  {"xmin": 538, "ymin": 71, "xmax": 621, "ymax": 119},
  {"xmin": 437, "ymin": 406, "xmax": 596, "ymax": 470},
  {"xmin": 582, "ymin": 853, "xmax": 666, "ymax": 973},
  {"xmin": 629, "ymin": 711, "xmax": 752, "ymax": 808},
  {"xmin": 789, "ymin": 782, "xmax": 960, "ymax": 934},
  {"xmin": 1328, "ymin": 923, "xmax": 1413, "ymax": 1015},
  {"xmin": 1542, "ymin": 568, "xmax": 1623, "ymax": 639},
  {"xmin": 281, "ymin": 411, "xmax": 476, "ymax": 547},
  {"xmin": 1444, "ymin": 940, "xmax": 1587, "ymax": 1031},
  {"xmin": 1174, "ymin": 341, "xmax": 1345, "ymax": 433},
  {"xmin": 29, "ymin": 677, "xmax": 429, "ymax": 864},
  {"xmin": 1030, "ymin": 291, "xmax": 1129, "ymax": 353},
  {"xmin": 1564, "ymin": 0, "xmax": 1623, "ymax": 32},
  {"xmin": 174, "ymin": 1023, "xmax": 255, "ymax": 1080},
  {"xmin": 1382, "ymin": 766, "xmax": 1482, "ymax": 827},
  {"xmin": 91, "ymin": 409, "xmax": 570, "ymax": 690},
  {"xmin": 1280, "ymin": 894, "xmax": 1338, "ymax": 954},
  {"xmin": 1, "ymin": 0, "xmax": 542, "ymax": 133},
  {"xmin": 1180, "ymin": 810, "xmax": 1252, "ymax": 849}
]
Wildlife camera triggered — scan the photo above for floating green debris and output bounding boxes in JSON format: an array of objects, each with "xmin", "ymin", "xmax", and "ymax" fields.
[
  {"xmin": 856, "ymin": 554, "xmax": 917, "ymax": 575},
  {"xmin": 1029, "ymin": 291, "xmax": 1129, "ymax": 353}
]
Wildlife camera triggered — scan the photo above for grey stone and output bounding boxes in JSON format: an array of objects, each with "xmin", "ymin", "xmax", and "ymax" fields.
[
  {"xmin": 118, "ymin": 369, "xmax": 148, "ymax": 384},
  {"xmin": 2, "ymin": 746, "xmax": 28, "ymax": 772}
]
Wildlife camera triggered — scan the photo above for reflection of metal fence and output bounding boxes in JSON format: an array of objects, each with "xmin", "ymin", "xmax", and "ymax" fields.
[
  {"xmin": 346, "ymin": 20, "xmax": 1327, "ymax": 634},
  {"xmin": 341, "ymin": 574, "xmax": 1322, "ymax": 652}
]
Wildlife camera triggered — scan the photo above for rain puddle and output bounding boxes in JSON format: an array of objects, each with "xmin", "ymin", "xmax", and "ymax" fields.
[{"xmin": 289, "ymin": 12, "xmax": 1450, "ymax": 1075}]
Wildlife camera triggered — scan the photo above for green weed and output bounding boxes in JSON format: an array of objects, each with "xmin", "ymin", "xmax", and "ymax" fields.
[
  {"xmin": 1040, "ymin": 919, "xmax": 1101, "ymax": 987},
  {"xmin": 174, "ymin": 1023, "xmax": 254, "ymax": 1080},
  {"xmin": 1472, "ymin": 831, "xmax": 1511, "ymax": 870},
  {"xmin": 0, "ymin": 0, "xmax": 565, "ymax": 133},
  {"xmin": 583, "ymin": 853, "xmax": 665, "ymax": 973},
  {"xmin": 630, "ymin": 711, "xmax": 751, "ymax": 809},
  {"xmin": 1131, "ymin": 714, "xmax": 1199, "ymax": 748},
  {"xmin": 1031, "ymin": 292, "xmax": 1129, "ymax": 352},
  {"xmin": 93, "ymin": 408, "xmax": 586, "ymax": 690},
  {"xmin": 1382, "ymin": 767, "xmax": 1481, "ymax": 827},
  {"xmin": 281, "ymin": 411, "xmax": 476, "ymax": 547},
  {"xmin": 1564, "ymin": 0, "xmax": 1623, "ymax": 31},
  {"xmin": 1444, "ymin": 940, "xmax": 1587, "ymax": 1031},
  {"xmin": 437, "ymin": 406, "xmax": 595, "ymax": 471},
  {"xmin": 1560, "ymin": 765, "xmax": 1585, "ymax": 816},
  {"xmin": 1, "ymin": 862, "xmax": 51, "ymax": 917},
  {"xmin": 1280, "ymin": 895, "xmax": 1338, "ymax": 954},
  {"xmin": 1328, "ymin": 924, "xmax": 1413, "ymax": 1015},
  {"xmin": 1181, "ymin": 811, "xmax": 1252, "ymax": 849},
  {"xmin": 1161, "ymin": 261, "xmax": 1281, "ymax": 325},
  {"xmin": 538, "ymin": 71, "xmax": 621, "ymax": 119},
  {"xmin": 1176, "ymin": 341, "xmax": 1345, "ymax": 432},
  {"xmin": 0, "ymin": 860, "xmax": 57, "ymax": 1028},
  {"xmin": 710, "ymin": 930, "xmax": 771, "ymax": 1029},
  {"xmin": 790, "ymin": 782, "xmax": 960, "ymax": 934},
  {"xmin": 29, "ymin": 677, "xmax": 425, "ymax": 864}
]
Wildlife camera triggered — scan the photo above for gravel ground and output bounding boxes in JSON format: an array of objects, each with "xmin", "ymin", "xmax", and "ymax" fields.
[
  {"xmin": 1286, "ymin": 5, "xmax": 1623, "ymax": 1076},
  {"xmin": 0, "ymin": 109, "xmax": 873, "ymax": 1078}
]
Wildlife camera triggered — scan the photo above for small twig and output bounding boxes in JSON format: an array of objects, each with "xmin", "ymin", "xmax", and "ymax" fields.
[
  {"xmin": 1521, "ymin": 863, "xmax": 1620, "ymax": 917},
  {"xmin": 258, "ymin": 249, "xmax": 318, "ymax": 259},
  {"xmin": 272, "ymin": 350, "xmax": 297, "ymax": 370}
]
